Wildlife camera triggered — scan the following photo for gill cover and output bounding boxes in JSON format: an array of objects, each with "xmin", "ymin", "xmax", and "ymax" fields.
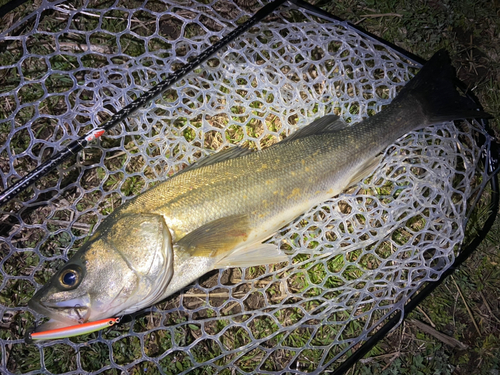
[
  {"xmin": 29, "ymin": 213, "xmax": 174, "ymax": 325},
  {"xmin": 106, "ymin": 213, "xmax": 175, "ymax": 314}
]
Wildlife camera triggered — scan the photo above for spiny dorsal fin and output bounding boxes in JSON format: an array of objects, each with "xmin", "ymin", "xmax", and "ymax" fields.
[
  {"xmin": 181, "ymin": 115, "xmax": 345, "ymax": 172},
  {"xmin": 277, "ymin": 115, "xmax": 347, "ymax": 145},
  {"xmin": 176, "ymin": 215, "xmax": 250, "ymax": 258},
  {"xmin": 180, "ymin": 146, "xmax": 254, "ymax": 174}
]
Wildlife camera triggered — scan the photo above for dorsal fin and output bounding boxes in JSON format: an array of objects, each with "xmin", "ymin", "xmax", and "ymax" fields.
[
  {"xmin": 278, "ymin": 115, "xmax": 347, "ymax": 145},
  {"xmin": 180, "ymin": 115, "xmax": 345, "ymax": 173},
  {"xmin": 180, "ymin": 146, "xmax": 253, "ymax": 174}
]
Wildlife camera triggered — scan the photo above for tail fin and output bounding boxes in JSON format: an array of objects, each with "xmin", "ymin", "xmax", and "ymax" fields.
[{"xmin": 395, "ymin": 49, "xmax": 491, "ymax": 122}]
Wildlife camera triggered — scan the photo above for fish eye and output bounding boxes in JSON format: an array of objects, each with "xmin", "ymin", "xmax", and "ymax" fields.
[
  {"xmin": 62, "ymin": 271, "xmax": 77, "ymax": 286},
  {"xmin": 58, "ymin": 266, "xmax": 82, "ymax": 289}
]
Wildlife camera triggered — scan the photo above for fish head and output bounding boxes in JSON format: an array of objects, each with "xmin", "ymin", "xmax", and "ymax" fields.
[{"xmin": 29, "ymin": 213, "xmax": 174, "ymax": 330}]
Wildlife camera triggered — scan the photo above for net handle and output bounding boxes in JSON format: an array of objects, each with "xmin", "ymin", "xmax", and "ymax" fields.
[{"xmin": 0, "ymin": 0, "xmax": 288, "ymax": 208}]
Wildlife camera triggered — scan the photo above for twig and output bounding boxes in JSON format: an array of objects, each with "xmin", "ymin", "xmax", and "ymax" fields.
[
  {"xmin": 444, "ymin": 283, "xmax": 459, "ymax": 328},
  {"xmin": 46, "ymin": 219, "xmax": 91, "ymax": 231},
  {"xmin": 479, "ymin": 290, "xmax": 500, "ymax": 324},
  {"xmin": 222, "ymin": 301, "xmax": 240, "ymax": 315},
  {"xmin": 359, "ymin": 13, "xmax": 402, "ymax": 18},
  {"xmin": 229, "ymin": 278, "xmax": 273, "ymax": 288},
  {"xmin": 185, "ymin": 291, "xmax": 232, "ymax": 298},
  {"xmin": 381, "ymin": 351, "xmax": 402, "ymax": 371},
  {"xmin": 58, "ymin": 42, "xmax": 111, "ymax": 54},
  {"xmin": 55, "ymin": 4, "xmax": 101, "ymax": 18},
  {"xmin": 106, "ymin": 145, "xmax": 139, "ymax": 160},
  {"xmin": 416, "ymin": 306, "xmax": 436, "ymax": 328},
  {"xmin": 355, "ymin": 13, "xmax": 402, "ymax": 25},
  {"xmin": 408, "ymin": 319, "xmax": 468, "ymax": 350},
  {"xmin": 359, "ymin": 351, "xmax": 400, "ymax": 364},
  {"xmin": 452, "ymin": 276, "xmax": 481, "ymax": 335}
]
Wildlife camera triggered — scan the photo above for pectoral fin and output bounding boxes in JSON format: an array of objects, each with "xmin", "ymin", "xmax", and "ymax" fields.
[
  {"xmin": 214, "ymin": 243, "xmax": 288, "ymax": 268},
  {"xmin": 177, "ymin": 215, "xmax": 288, "ymax": 268},
  {"xmin": 176, "ymin": 215, "xmax": 250, "ymax": 258}
]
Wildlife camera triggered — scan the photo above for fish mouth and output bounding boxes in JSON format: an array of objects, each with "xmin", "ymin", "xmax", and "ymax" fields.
[{"xmin": 29, "ymin": 295, "xmax": 91, "ymax": 329}]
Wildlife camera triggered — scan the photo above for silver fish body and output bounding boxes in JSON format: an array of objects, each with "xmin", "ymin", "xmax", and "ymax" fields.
[{"xmin": 28, "ymin": 50, "xmax": 489, "ymax": 330}]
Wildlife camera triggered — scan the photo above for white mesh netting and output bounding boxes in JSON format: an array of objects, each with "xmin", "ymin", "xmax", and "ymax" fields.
[{"xmin": 0, "ymin": 0, "xmax": 495, "ymax": 374}]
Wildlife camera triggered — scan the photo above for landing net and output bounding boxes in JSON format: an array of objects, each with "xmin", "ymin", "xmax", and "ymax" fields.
[{"xmin": 0, "ymin": 0, "xmax": 495, "ymax": 374}]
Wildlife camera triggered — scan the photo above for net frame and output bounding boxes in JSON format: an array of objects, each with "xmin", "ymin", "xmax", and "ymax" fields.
[{"xmin": 0, "ymin": 1, "xmax": 497, "ymax": 374}]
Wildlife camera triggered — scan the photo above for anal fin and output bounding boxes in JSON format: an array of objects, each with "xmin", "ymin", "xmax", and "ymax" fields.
[{"xmin": 348, "ymin": 154, "xmax": 383, "ymax": 187}]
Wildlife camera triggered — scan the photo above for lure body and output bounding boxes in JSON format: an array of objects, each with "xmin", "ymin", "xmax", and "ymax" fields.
[{"xmin": 26, "ymin": 317, "xmax": 120, "ymax": 342}]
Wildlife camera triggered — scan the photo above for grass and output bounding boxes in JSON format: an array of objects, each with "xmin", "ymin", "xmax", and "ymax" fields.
[{"xmin": 0, "ymin": 0, "xmax": 499, "ymax": 374}]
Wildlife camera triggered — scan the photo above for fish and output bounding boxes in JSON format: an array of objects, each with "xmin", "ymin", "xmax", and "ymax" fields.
[{"xmin": 28, "ymin": 50, "xmax": 490, "ymax": 331}]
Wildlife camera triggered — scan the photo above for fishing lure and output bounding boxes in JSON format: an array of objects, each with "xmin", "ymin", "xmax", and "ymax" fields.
[{"xmin": 25, "ymin": 317, "xmax": 120, "ymax": 343}]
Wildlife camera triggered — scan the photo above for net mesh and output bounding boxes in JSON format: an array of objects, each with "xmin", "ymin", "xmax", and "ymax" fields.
[{"xmin": 0, "ymin": 0, "xmax": 495, "ymax": 374}]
